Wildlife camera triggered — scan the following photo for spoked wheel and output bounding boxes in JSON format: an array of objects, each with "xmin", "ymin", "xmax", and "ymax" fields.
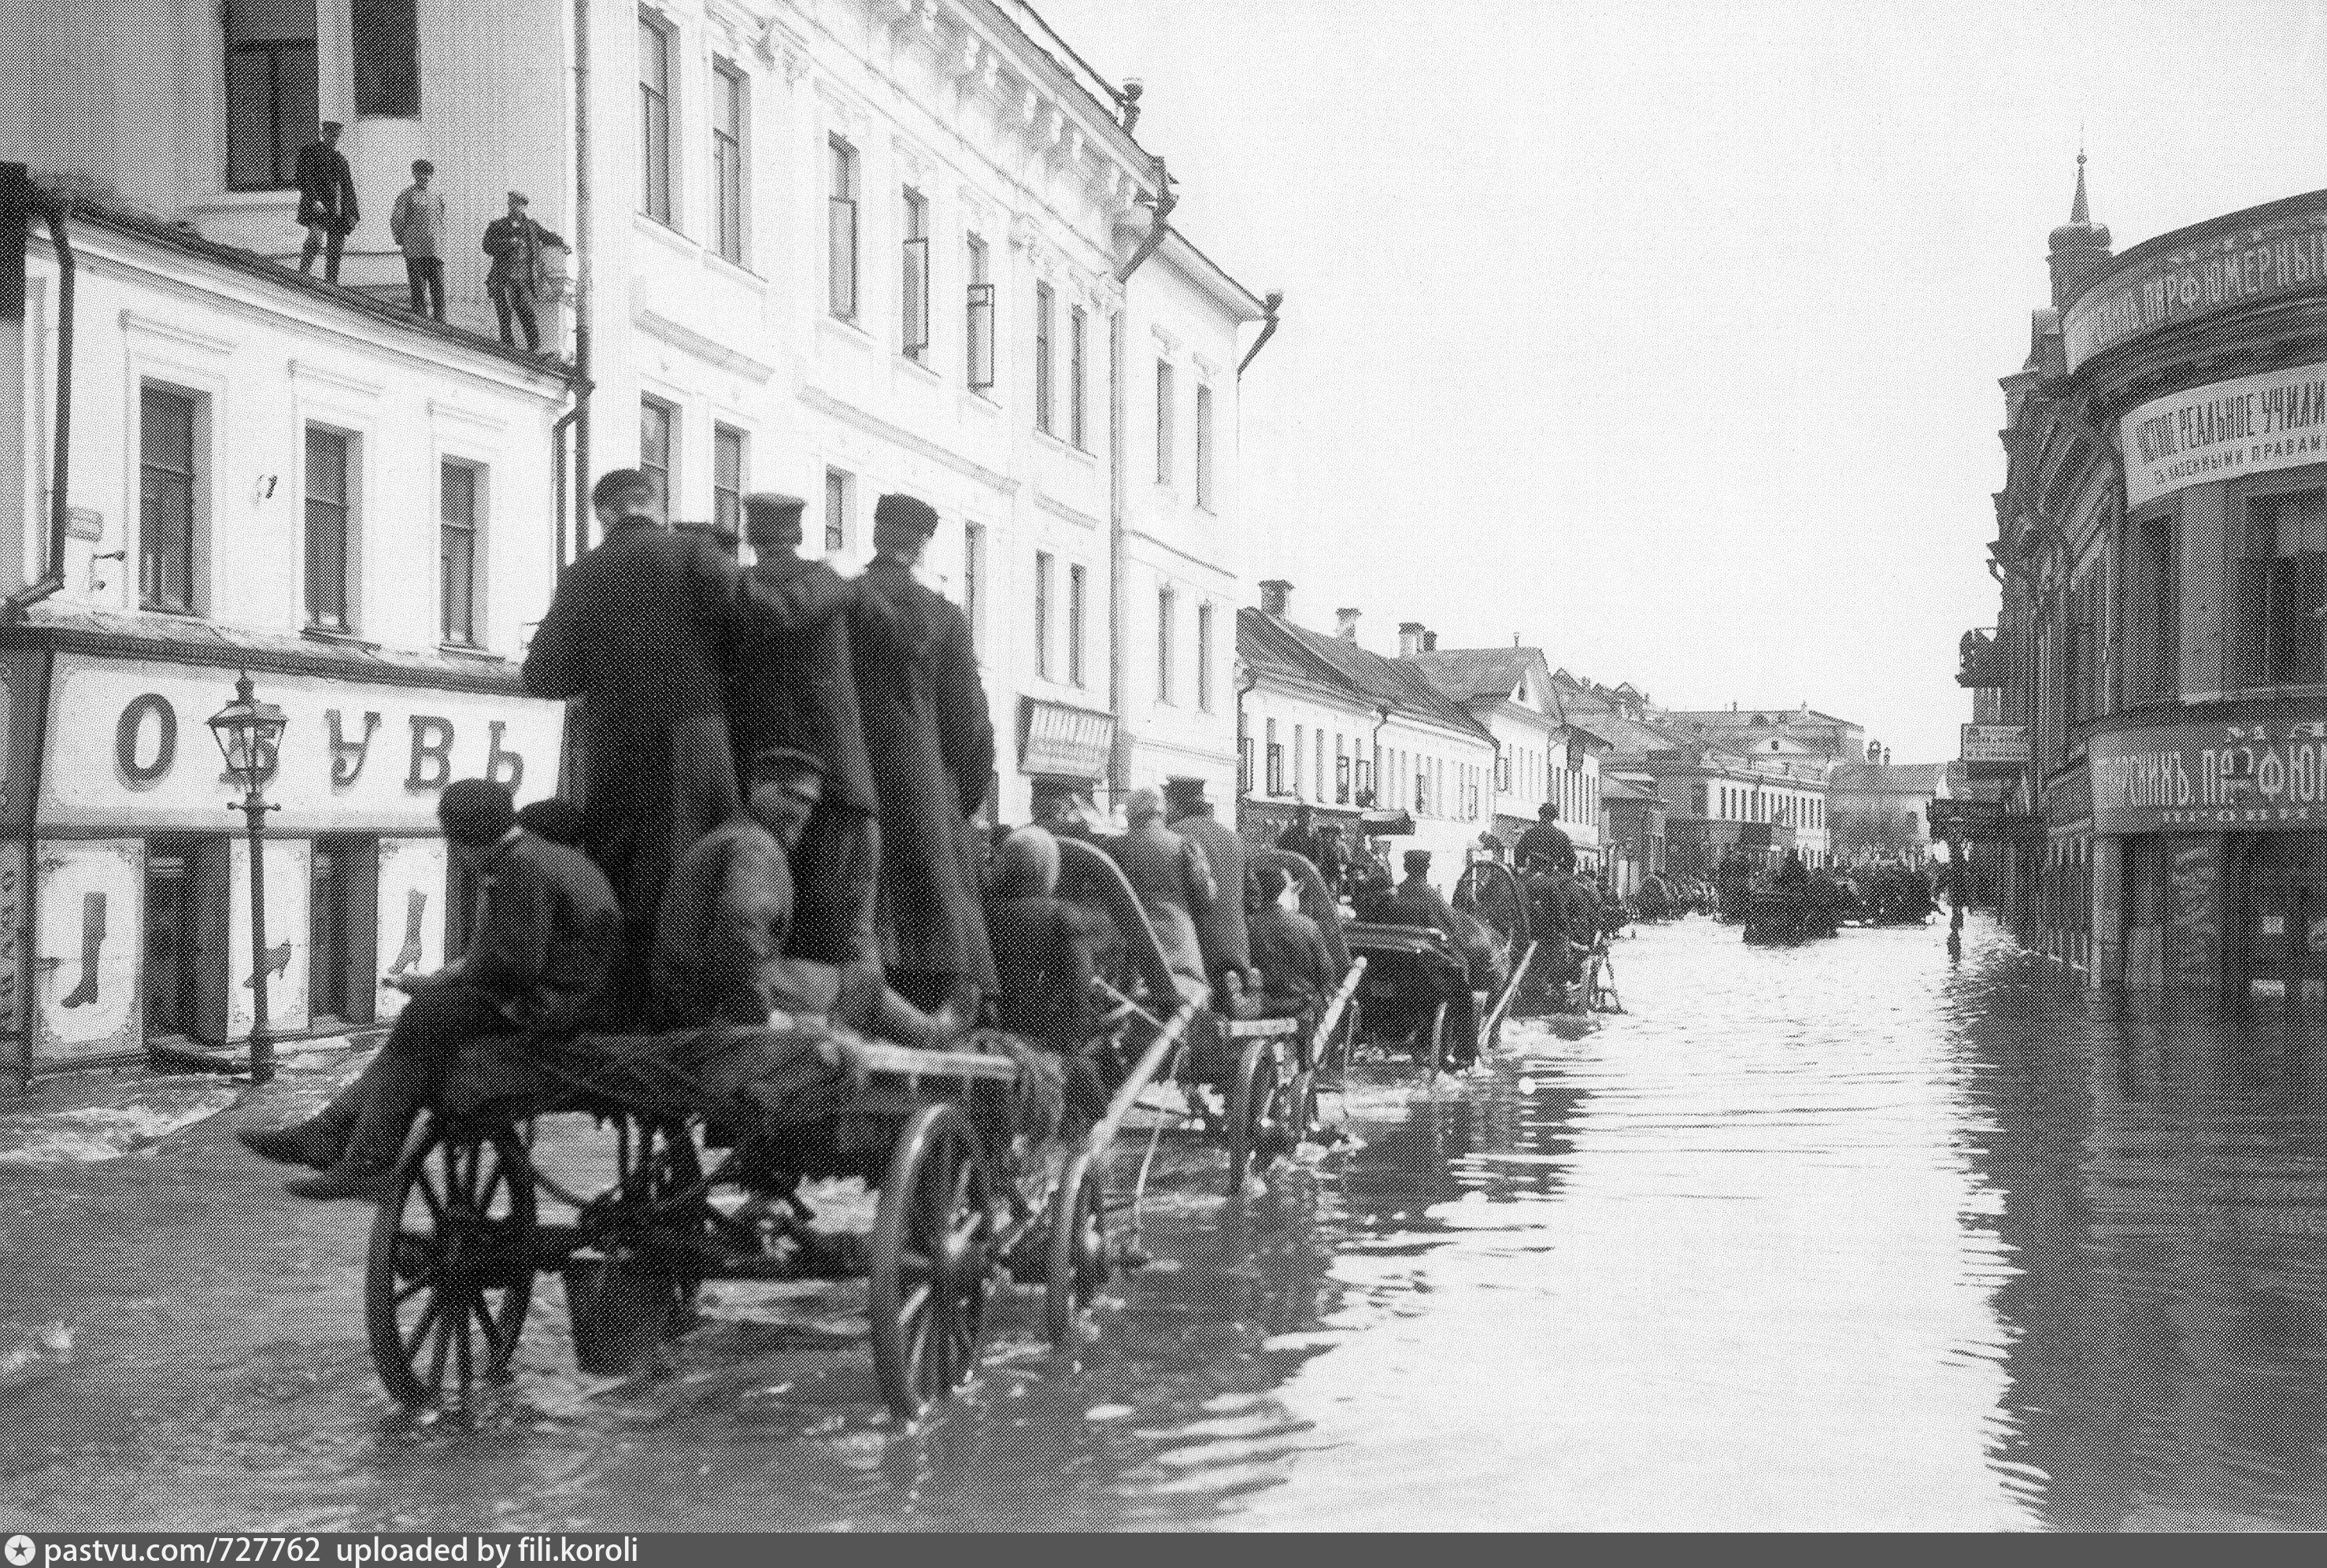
[
  {"xmin": 1226, "ymin": 1039, "xmax": 1297, "ymax": 1195},
  {"xmin": 607, "ymin": 1115, "xmax": 709, "ymax": 1317},
  {"xmin": 366, "ymin": 1116, "xmax": 537, "ymax": 1409},
  {"xmin": 870, "ymin": 1103, "xmax": 996, "ymax": 1422},
  {"xmin": 1424, "ymin": 1000, "xmax": 1452, "ymax": 1080},
  {"xmin": 1044, "ymin": 1148, "xmax": 1112, "ymax": 1345}
]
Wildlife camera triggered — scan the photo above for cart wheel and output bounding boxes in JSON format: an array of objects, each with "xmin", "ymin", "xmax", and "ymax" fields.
[
  {"xmin": 870, "ymin": 1103, "xmax": 996, "ymax": 1422},
  {"xmin": 1044, "ymin": 1148, "xmax": 1111, "ymax": 1345},
  {"xmin": 367, "ymin": 1116, "xmax": 536, "ymax": 1410},
  {"xmin": 1424, "ymin": 1000, "xmax": 1452, "ymax": 1080},
  {"xmin": 1226, "ymin": 1038, "xmax": 1293, "ymax": 1195},
  {"xmin": 611, "ymin": 1116, "xmax": 708, "ymax": 1318}
]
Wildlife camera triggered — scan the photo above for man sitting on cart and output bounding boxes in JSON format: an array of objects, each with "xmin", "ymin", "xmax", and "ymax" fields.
[
  {"xmin": 239, "ymin": 778, "xmax": 625, "ymax": 1200},
  {"xmin": 650, "ymin": 745, "xmax": 962, "ymax": 1050},
  {"xmin": 1245, "ymin": 865, "xmax": 1337, "ymax": 1027}
]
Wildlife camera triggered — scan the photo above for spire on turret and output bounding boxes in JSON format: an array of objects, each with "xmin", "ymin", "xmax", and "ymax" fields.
[{"xmin": 2046, "ymin": 145, "xmax": 2113, "ymax": 308}]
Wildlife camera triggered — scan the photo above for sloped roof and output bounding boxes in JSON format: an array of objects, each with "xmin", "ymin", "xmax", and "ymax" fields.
[
  {"xmin": 1404, "ymin": 646, "xmax": 1542, "ymax": 704},
  {"xmin": 1600, "ymin": 775, "xmax": 1661, "ymax": 803},
  {"xmin": 1237, "ymin": 610, "xmax": 1491, "ymax": 740}
]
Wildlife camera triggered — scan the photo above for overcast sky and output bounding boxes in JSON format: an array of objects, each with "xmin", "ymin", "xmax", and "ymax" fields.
[{"xmin": 1034, "ymin": 0, "xmax": 2327, "ymax": 761}]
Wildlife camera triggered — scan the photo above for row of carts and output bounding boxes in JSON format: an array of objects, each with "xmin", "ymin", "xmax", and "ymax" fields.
[{"xmin": 357, "ymin": 845, "xmax": 1603, "ymax": 1422}]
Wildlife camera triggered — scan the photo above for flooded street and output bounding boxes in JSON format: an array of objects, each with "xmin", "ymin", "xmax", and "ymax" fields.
[{"xmin": 6, "ymin": 912, "xmax": 2326, "ymax": 1531}]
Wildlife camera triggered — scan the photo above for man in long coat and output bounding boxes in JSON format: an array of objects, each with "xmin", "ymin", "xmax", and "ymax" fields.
[
  {"xmin": 731, "ymin": 493, "xmax": 881, "ymax": 967},
  {"xmin": 849, "ymin": 492, "xmax": 999, "ymax": 1011},
  {"xmin": 523, "ymin": 468, "xmax": 743, "ymax": 1017},
  {"xmin": 1164, "ymin": 777, "xmax": 1252, "ymax": 988}
]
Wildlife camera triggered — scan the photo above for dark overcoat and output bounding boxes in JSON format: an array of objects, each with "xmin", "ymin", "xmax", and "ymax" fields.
[
  {"xmin": 848, "ymin": 557, "xmax": 998, "ymax": 991},
  {"xmin": 1169, "ymin": 808, "xmax": 1252, "ymax": 978},
  {"xmin": 521, "ymin": 516, "xmax": 742, "ymax": 963}
]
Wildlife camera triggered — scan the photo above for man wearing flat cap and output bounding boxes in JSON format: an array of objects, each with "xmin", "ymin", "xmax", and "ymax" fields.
[
  {"xmin": 482, "ymin": 190, "xmax": 567, "ymax": 353},
  {"xmin": 848, "ymin": 492, "xmax": 999, "ymax": 1011},
  {"xmin": 731, "ymin": 492, "xmax": 882, "ymax": 967}
]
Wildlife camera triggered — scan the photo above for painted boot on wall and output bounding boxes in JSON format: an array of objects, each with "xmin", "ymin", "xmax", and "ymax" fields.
[
  {"xmin": 60, "ymin": 891, "xmax": 105, "ymax": 1009},
  {"xmin": 385, "ymin": 888, "xmax": 426, "ymax": 977}
]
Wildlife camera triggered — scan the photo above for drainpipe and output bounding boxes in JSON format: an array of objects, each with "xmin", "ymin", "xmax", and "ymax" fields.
[
  {"xmin": 1107, "ymin": 157, "xmax": 1174, "ymax": 804},
  {"xmin": 1370, "ymin": 702, "xmax": 1393, "ymax": 807},
  {"xmin": 568, "ymin": 0, "xmax": 593, "ymax": 553},
  {"xmin": 4, "ymin": 183, "xmax": 73, "ymax": 621},
  {"xmin": 1236, "ymin": 290, "xmax": 1282, "ymax": 378}
]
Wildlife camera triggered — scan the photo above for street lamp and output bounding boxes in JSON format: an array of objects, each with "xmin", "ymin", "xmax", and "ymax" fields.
[{"xmin": 208, "ymin": 671, "xmax": 287, "ymax": 1085}]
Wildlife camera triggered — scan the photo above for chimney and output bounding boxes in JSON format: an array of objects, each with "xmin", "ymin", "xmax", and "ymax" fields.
[
  {"xmin": 1866, "ymin": 739, "xmax": 1882, "ymax": 764},
  {"xmin": 1335, "ymin": 607, "xmax": 1361, "ymax": 641},
  {"xmin": 1423, "ymin": 631, "xmax": 1438, "ymax": 652},
  {"xmin": 1397, "ymin": 621, "xmax": 1426, "ymax": 659},
  {"xmin": 1259, "ymin": 579, "xmax": 1292, "ymax": 617}
]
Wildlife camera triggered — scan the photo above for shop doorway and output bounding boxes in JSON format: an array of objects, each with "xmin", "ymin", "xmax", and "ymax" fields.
[
  {"xmin": 2236, "ymin": 834, "xmax": 2327, "ymax": 1004},
  {"xmin": 310, "ymin": 837, "xmax": 379, "ymax": 1028},
  {"xmin": 142, "ymin": 841, "xmax": 200, "ymax": 1041}
]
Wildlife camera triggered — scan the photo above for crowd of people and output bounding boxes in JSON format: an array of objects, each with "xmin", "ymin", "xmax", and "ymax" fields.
[{"xmin": 292, "ymin": 122, "xmax": 568, "ymax": 351}]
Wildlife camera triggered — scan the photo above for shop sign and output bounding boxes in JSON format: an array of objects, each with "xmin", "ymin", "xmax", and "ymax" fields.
[
  {"xmin": 2064, "ymin": 198, "xmax": 2327, "ymax": 371},
  {"xmin": 1961, "ymin": 724, "xmax": 2030, "ymax": 764},
  {"xmin": 37, "ymin": 653, "xmax": 564, "ymax": 832},
  {"xmin": 2091, "ymin": 716, "xmax": 2327, "ymax": 833},
  {"xmin": 2122, "ymin": 361, "xmax": 2327, "ymax": 507},
  {"xmin": 1019, "ymin": 698, "xmax": 1114, "ymax": 780}
]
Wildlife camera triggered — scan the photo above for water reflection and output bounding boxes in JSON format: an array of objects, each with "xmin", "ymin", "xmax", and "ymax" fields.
[{"xmin": 1959, "ymin": 974, "xmax": 2327, "ymax": 1531}]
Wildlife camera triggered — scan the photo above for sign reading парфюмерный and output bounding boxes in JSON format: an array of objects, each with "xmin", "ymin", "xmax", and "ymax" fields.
[
  {"xmin": 2122, "ymin": 360, "xmax": 2327, "ymax": 508},
  {"xmin": 2091, "ymin": 716, "xmax": 2327, "ymax": 834},
  {"xmin": 2064, "ymin": 197, "xmax": 2327, "ymax": 372}
]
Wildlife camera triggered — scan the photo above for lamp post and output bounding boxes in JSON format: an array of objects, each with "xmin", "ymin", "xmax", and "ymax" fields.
[{"xmin": 208, "ymin": 671, "xmax": 287, "ymax": 1085}]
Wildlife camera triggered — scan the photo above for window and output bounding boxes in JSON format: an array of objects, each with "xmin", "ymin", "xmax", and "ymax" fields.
[
  {"xmin": 964, "ymin": 521, "xmax": 986, "ymax": 656},
  {"xmin": 224, "ymin": 0, "xmax": 318, "ymax": 190},
  {"xmin": 1196, "ymin": 601, "xmax": 1215, "ymax": 712},
  {"xmin": 1293, "ymin": 725, "xmax": 1305, "ymax": 800},
  {"xmin": 1195, "ymin": 382, "xmax": 1215, "ymax": 508},
  {"xmin": 712, "ymin": 60, "xmax": 746, "ymax": 262},
  {"xmin": 712, "ymin": 424, "xmax": 746, "ymax": 542},
  {"xmin": 1496, "ymin": 753, "xmax": 1512, "ymax": 791},
  {"xmin": 827, "ymin": 136, "xmax": 859, "ymax": 320},
  {"xmin": 1239, "ymin": 731, "xmax": 1255, "ymax": 794},
  {"xmin": 1067, "ymin": 563, "xmax": 1087, "ymax": 687},
  {"xmin": 1068, "ymin": 305, "xmax": 1088, "ymax": 449},
  {"xmin": 2233, "ymin": 489, "xmax": 2327, "ymax": 688},
  {"xmin": 1315, "ymin": 728, "xmax": 1326, "ymax": 801},
  {"xmin": 823, "ymin": 466, "xmax": 852, "ymax": 554},
  {"xmin": 439, "ymin": 460, "xmax": 481, "ymax": 646},
  {"xmin": 965, "ymin": 235, "xmax": 994, "ymax": 390},
  {"xmin": 1034, "ymin": 550, "xmax": 1055, "ymax": 679},
  {"xmin": 2123, "ymin": 512, "xmax": 2177, "ymax": 704},
  {"xmin": 351, "ymin": 0, "xmax": 419, "ymax": 117},
  {"xmin": 1034, "ymin": 283, "xmax": 1055, "ymax": 433},
  {"xmin": 639, "ymin": 11, "xmax": 675, "ymax": 225},
  {"xmin": 139, "ymin": 385, "xmax": 200, "ymax": 613},
  {"xmin": 1154, "ymin": 359, "xmax": 1175, "ymax": 484},
  {"xmin": 2064, "ymin": 568, "xmax": 2103, "ymax": 726},
  {"xmin": 1336, "ymin": 750, "xmax": 1352, "ymax": 805},
  {"xmin": 901, "ymin": 189, "xmax": 930, "ymax": 361},
  {"xmin": 639, "ymin": 397, "xmax": 675, "ymax": 518},
  {"xmin": 309, "ymin": 838, "xmax": 377, "ymax": 1026},
  {"xmin": 1156, "ymin": 584, "xmax": 1177, "ymax": 704},
  {"xmin": 304, "ymin": 424, "xmax": 355, "ymax": 631},
  {"xmin": 1265, "ymin": 719, "xmax": 1282, "ymax": 795}
]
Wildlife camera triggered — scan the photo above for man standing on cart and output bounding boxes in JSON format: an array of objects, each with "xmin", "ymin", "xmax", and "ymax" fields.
[{"xmin": 849, "ymin": 493, "xmax": 1000, "ymax": 1015}]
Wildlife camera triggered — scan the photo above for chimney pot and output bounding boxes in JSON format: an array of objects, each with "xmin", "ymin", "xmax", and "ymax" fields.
[
  {"xmin": 1397, "ymin": 621, "xmax": 1426, "ymax": 659},
  {"xmin": 1259, "ymin": 579, "xmax": 1292, "ymax": 617},
  {"xmin": 1423, "ymin": 631, "xmax": 1438, "ymax": 651},
  {"xmin": 1334, "ymin": 607, "xmax": 1361, "ymax": 641}
]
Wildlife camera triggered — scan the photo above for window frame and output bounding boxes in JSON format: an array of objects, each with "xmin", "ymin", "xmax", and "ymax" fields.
[
  {"xmin": 1067, "ymin": 561, "xmax": 1087, "ymax": 688},
  {"xmin": 901, "ymin": 187, "xmax": 930, "ymax": 361},
  {"xmin": 711, "ymin": 57, "xmax": 748, "ymax": 262},
  {"xmin": 823, "ymin": 465, "xmax": 853, "ymax": 555},
  {"xmin": 1034, "ymin": 549, "xmax": 1055, "ymax": 681},
  {"xmin": 712, "ymin": 423, "xmax": 746, "ymax": 542},
  {"xmin": 1068, "ymin": 305, "xmax": 1089, "ymax": 449},
  {"xmin": 1195, "ymin": 601, "xmax": 1214, "ymax": 713},
  {"xmin": 1156, "ymin": 583, "xmax": 1177, "ymax": 704},
  {"xmin": 639, "ymin": 9, "xmax": 675, "ymax": 227},
  {"xmin": 827, "ymin": 135, "xmax": 860, "ymax": 321},
  {"xmin": 964, "ymin": 520, "xmax": 986, "ymax": 656},
  {"xmin": 1154, "ymin": 358, "xmax": 1175, "ymax": 486},
  {"xmin": 224, "ymin": 0, "xmax": 320, "ymax": 192},
  {"xmin": 638, "ymin": 395, "xmax": 677, "ymax": 520},
  {"xmin": 302, "ymin": 423, "xmax": 358, "ymax": 634},
  {"xmin": 138, "ymin": 383, "xmax": 204, "ymax": 616},
  {"xmin": 350, "ymin": 0, "xmax": 420, "ymax": 118},
  {"xmin": 1195, "ymin": 380, "xmax": 1215, "ymax": 509},
  {"xmin": 438, "ymin": 458, "xmax": 483, "ymax": 648},
  {"xmin": 965, "ymin": 234, "xmax": 994, "ymax": 391},
  {"xmin": 1034, "ymin": 281, "xmax": 1055, "ymax": 434}
]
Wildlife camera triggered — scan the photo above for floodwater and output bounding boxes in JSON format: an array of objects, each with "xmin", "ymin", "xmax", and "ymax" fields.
[{"xmin": 3, "ymin": 912, "xmax": 2325, "ymax": 1530}]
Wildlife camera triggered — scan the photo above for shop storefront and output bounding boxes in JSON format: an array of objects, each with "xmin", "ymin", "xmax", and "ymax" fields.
[{"xmin": 1, "ymin": 630, "xmax": 563, "ymax": 1077}]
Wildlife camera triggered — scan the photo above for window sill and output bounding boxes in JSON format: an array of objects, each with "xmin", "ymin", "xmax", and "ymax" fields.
[
  {"xmin": 819, "ymin": 312, "xmax": 875, "ymax": 350},
  {"xmin": 634, "ymin": 211, "xmax": 697, "ymax": 261},
  {"xmin": 960, "ymin": 389, "xmax": 1001, "ymax": 418},
  {"xmin": 438, "ymin": 643, "xmax": 507, "ymax": 663},
  {"xmin": 896, "ymin": 352, "xmax": 942, "ymax": 384},
  {"xmin": 702, "ymin": 250, "xmax": 765, "ymax": 287},
  {"xmin": 302, "ymin": 626, "xmax": 380, "ymax": 652}
]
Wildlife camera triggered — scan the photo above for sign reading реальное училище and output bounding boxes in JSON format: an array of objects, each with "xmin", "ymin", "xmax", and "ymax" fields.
[
  {"xmin": 2091, "ymin": 718, "xmax": 2327, "ymax": 834},
  {"xmin": 2121, "ymin": 360, "xmax": 2327, "ymax": 508}
]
